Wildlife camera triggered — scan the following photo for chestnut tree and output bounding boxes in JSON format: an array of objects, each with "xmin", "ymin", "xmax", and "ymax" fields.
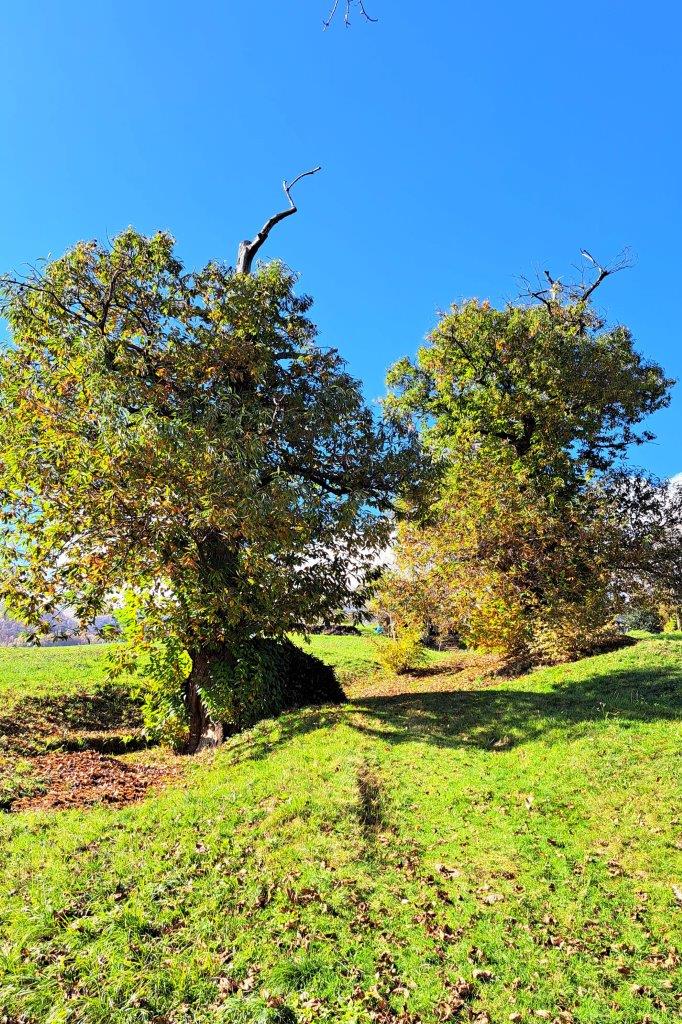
[{"xmin": 0, "ymin": 173, "xmax": 416, "ymax": 749}]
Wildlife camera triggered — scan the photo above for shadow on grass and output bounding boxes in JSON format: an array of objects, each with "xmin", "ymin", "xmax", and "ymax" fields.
[
  {"xmin": 0, "ymin": 683, "xmax": 142, "ymax": 753},
  {"xmin": 221, "ymin": 659, "xmax": 682, "ymax": 763},
  {"xmin": 350, "ymin": 664, "xmax": 682, "ymax": 750}
]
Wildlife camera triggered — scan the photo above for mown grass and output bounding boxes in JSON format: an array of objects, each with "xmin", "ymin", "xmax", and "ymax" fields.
[
  {"xmin": 292, "ymin": 629, "xmax": 448, "ymax": 683},
  {"xmin": 0, "ymin": 633, "xmax": 412, "ymax": 804},
  {"xmin": 0, "ymin": 635, "xmax": 680, "ymax": 1022},
  {"xmin": 0, "ymin": 645, "xmax": 115, "ymax": 705},
  {"xmin": 0, "ymin": 632, "xmax": 446, "ymax": 706}
]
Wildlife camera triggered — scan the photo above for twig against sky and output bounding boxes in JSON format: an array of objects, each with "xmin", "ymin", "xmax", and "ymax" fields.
[{"xmin": 323, "ymin": 0, "xmax": 377, "ymax": 30}]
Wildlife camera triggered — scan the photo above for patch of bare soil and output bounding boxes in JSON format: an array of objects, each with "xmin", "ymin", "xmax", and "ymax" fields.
[{"xmin": 10, "ymin": 750, "xmax": 182, "ymax": 812}]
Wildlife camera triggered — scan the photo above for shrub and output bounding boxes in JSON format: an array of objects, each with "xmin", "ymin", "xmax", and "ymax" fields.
[
  {"xmin": 203, "ymin": 638, "xmax": 345, "ymax": 734},
  {"xmin": 131, "ymin": 637, "xmax": 346, "ymax": 748},
  {"xmin": 376, "ymin": 628, "xmax": 429, "ymax": 675},
  {"xmin": 619, "ymin": 605, "xmax": 664, "ymax": 633},
  {"xmin": 110, "ymin": 630, "xmax": 192, "ymax": 751}
]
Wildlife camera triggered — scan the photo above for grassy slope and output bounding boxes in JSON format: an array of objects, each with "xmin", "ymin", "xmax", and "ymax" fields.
[
  {"xmin": 0, "ymin": 645, "xmax": 142, "ymax": 805},
  {"xmin": 0, "ymin": 631, "xmax": 424, "ymax": 703},
  {"xmin": 0, "ymin": 636, "xmax": 680, "ymax": 1023},
  {"xmin": 0, "ymin": 645, "xmax": 113, "ymax": 703}
]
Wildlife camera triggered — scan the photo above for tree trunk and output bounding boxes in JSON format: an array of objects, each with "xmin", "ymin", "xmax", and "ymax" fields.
[{"xmin": 184, "ymin": 649, "xmax": 225, "ymax": 754}]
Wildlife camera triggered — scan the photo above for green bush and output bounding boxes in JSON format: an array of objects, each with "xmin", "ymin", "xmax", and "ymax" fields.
[
  {"xmin": 203, "ymin": 637, "xmax": 345, "ymax": 734},
  {"xmin": 111, "ymin": 633, "xmax": 191, "ymax": 750},
  {"xmin": 376, "ymin": 628, "xmax": 429, "ymax": 675},
  {"xmin": 116, "ymin": 630, "xmax": 345, "ymax": 748},
  {"xmin": 619, "ymin": 605, "xmax": 663, "ymax": 633}
]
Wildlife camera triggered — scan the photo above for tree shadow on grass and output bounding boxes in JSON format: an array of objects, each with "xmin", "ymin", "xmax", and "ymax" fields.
[
  {"xmin": 222, "ymin": 659, "xmax": 682, "ymax": 764},
  {"xmin": 0, "ymin": 683, "xmax": 142, "ymax": 754},
  {"xmin": 347, "ymin": 663, "xmax": 682, "ymax": 751}
]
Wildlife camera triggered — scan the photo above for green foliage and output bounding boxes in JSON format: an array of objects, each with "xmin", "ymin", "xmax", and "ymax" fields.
[
  {"xmin": 110, "ymin": 616, "xmax": 345, "ymax": 748},
  {"xmin": 0, "ymin": 230, "xmax": 415, "ymax": 737},
  {"xmin": 383, "ymin": 286, "xmax": 673, "ymax": 666},
  {"xmin": 201, "ymin": 638, "xmax": 345, "ymax": 736},
  {"xmin": 385, "ymin": 296, "xmax": 671, "ymax": 480},
  {"xmin": 375, "ymin": 627, "xmax": 429, "ymax": 675},
  {"xmin": 620, "ymin": 605, "xmax": 664, "ymax": 633},
  {"xmin": 0, "ymin": 231, "xmax": 409, "ymax": 637},
  {"xmin": 107, "ymin": 589, "xmax": 192, "ymax": 748}
]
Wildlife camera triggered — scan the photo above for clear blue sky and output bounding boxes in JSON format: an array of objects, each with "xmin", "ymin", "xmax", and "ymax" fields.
[{"xmin": 1, "ymin": 1, "xmax": 679, "ymax": 477}]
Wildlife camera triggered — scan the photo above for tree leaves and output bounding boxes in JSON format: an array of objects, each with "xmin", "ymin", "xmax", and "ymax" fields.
[
  {"xmin": 380, "ymin": 292, "xmax": 675, "ymax": 666},
  {"xmin": 0, "ymin": 233, "xmax": 419, "ymax": 681}
]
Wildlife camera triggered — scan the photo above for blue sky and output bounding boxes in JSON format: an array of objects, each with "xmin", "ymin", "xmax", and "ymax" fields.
[{"xmin": 1, "ymin": 1, "xmax": 679, "ymax": 477}]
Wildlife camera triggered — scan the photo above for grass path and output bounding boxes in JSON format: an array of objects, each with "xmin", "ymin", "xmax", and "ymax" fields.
[{"xmin": 0, "ymin": 635, "xmax": 680, "ymax": 1022}]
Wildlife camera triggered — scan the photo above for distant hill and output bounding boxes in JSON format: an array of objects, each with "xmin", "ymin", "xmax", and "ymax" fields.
[{"xmin": 0, "ymin": 611, "xmax": 116, "ymax": 646}]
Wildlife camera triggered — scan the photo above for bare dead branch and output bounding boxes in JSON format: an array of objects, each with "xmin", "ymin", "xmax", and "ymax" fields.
[
  {"xmin": 323, "ymin": 0, "xmax": 377, "ymax": 29},
  {"xmin": 580, "ymin": 248, "xmax": 633, "ymax": 302},
  {"xmin": 323, "ymin": 0, "xmax": 341, "ymax": 28},
  {"xmin": 520, "ymin": 249, "xmax": 634, "ymax": 318},
  {"xmin": 235, "ymin": 166, "xmax": 322, "ymax": 276},
  {"xmin": 357, "ymin": 2, "xmax": 378, "ymax": 22}
]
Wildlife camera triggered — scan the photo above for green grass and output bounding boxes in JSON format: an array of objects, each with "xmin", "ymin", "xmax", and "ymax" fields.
[
  {"xmin": 293, "ymin": 629, "xmax": 447, "ymax": 681},
  {"xmin": 0, "ymin": 644, "xmax": 114, "ymax": 705},
  {"xmin": 0, "ymin": 635, "xmax": 681, "ymax": 1022},
  {"xmin": 0, "ymin": 632, "xmax": 390, "ymax": 705},
  {"xmin": 0, "ymin": 645, "xmax": 142, "ymax": 805}
]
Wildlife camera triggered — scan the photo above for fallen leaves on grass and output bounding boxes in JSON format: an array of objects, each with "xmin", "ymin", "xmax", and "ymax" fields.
[
  {"xmin": 435, "ymin": 977, "xmax": 476, "ymax": 1019},
  {"xmin": 10, "ymin": 750, "xmax": 181, "ymax": 811},
  {"xmin": 434, "ymin": 863, "xmax": 463, "ymax": 878}
]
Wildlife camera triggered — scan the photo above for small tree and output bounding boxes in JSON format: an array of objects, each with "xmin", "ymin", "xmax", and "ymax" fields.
[
  {"xmin": 382, "ymin": 257, "xmax": 674, "ymax": 666},
  {"xmin": 611, "ymin": 472, "xmax": 682, "ymax": 633},
  {"xmin": 0, "ymin": 173, "xmax": 416, "ymax": 749}
]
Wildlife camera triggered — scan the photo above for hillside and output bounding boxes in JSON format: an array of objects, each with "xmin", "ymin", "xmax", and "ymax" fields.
[{"xmin": 0, "ymin": 634, "xmax": 680, "ymax": 1022}]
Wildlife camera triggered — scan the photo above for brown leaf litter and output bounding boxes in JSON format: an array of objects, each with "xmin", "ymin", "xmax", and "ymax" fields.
[{"xmin": 10, "ymin": 749, "xmax": 182, "ymax": 812}]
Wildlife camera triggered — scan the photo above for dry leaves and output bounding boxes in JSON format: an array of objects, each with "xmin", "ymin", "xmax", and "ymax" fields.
[
  {"xmin": 9, "ymin": 750, "xmax": 180, "ymax": 811},
  {"xmin": 434, "ymin": 863, "xmax": 463, "ymax": 879}
]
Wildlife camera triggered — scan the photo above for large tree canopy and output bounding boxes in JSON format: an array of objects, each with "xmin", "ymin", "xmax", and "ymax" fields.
[
  {"xmin": 386, "ymin": 291, "xmax": 671, "ymax": 481},
  {"xmin": 380, "ymin": 269, "xmax": 674, "ymax": 665},
  {"xmin": 0, "ymin": 228, "xmax": 415, "ymax": 747}
]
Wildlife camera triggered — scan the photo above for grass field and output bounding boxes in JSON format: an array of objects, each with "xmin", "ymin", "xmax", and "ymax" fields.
[{"xmin": 0, "ymin": 633, "xmax": 680, "ymax": 1022}]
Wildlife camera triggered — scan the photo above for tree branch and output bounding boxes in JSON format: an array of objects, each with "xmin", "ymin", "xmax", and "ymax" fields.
[
  {"xmin": 579, "ymin": 249, "xmax": 632, "ymax": 302},
  {"xmin": 521, "ymin": 249, "xmax": 633, "ymax": 317},
  {"xmin": 235, "ymin": 166, "xmax": 322, "ymax": 275},
  {"xmin": 323, "ymin": 0, "xmax": 377, "ymax": 29}
]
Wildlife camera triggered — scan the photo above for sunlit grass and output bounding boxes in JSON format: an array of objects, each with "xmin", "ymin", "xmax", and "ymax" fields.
[{"xmin": 0, "ymin": 634, "xmax": 680, "ymax": 1022}]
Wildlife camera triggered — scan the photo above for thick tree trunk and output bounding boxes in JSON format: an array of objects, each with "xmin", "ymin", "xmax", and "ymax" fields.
[{"xmin": 184, "ymin": 649, "xmax": 225, "ymax": 754}]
